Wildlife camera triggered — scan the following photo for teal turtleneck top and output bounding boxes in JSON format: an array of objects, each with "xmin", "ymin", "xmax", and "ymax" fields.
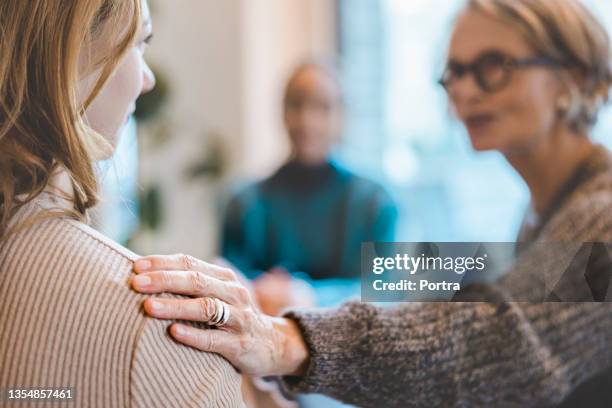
[{"xmin": 221, "ymin": 160, "xmax": 397, "ymax": 283}]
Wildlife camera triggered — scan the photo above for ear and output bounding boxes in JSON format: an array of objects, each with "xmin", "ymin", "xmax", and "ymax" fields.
[
  {"xmin": 552, "ymin": 68, "xmax": 590, "ymax": 130},
  {"xmin": 552, "ymin": 68, "xmax": 581, "ymax": 106},
  {"xmin": 563, "ymin": 66, "xmax": 590, "ymax": 95}
]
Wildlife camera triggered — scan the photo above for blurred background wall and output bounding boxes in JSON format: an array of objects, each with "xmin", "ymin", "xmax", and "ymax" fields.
[
  {"xmin": 96, "ymin": 0, "xmax": 612, "ymax": 261},
  {"xmin": 102, "ymin": 0, "xmax": 337, "ymax": 259}
]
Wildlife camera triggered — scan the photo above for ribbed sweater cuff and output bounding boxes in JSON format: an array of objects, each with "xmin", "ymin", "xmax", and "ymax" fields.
[{"xmin": 280, "ymin": 303, "xmax": 374, "ymax": 395}]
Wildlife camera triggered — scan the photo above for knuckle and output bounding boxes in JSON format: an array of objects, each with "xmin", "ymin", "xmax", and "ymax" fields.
[
  {"xmin": 238, "ymin": 334, "xmax": 251, "ymax": 352},
  {"xmin": 246, "ymin": 308, "xmax": 260, "ymax": 326},
  {"xmin": 178, "ymin": 253, "xmax": 197, "ymax": 270},
  {"xmin": 160, "ymin": 271, "xmax": 172, "ymax": 288},
  {"xmin": 234, "ymin": 286, "xmax": 250, "ymax": 304},
  {"xmin": 189, "ymin": 271, "xmax": 207, "ymax": 294},
  {"xmin": 220, "ymin": 267, "xmax": 236, "ymax": 281},
  {"xmin": 202, "ymin": 333, "xmax": 215, "ymax": 351},
  {"xmin": 197, "ymin": 297, "xmax": 216, "ymax": 321},
  {"xmin": 233, "ymin": 309, "xmax": 249, "ymax": 331},
  {"xmin": 174, "ymin": 300, "xmax": 187, "ymax": 316}
]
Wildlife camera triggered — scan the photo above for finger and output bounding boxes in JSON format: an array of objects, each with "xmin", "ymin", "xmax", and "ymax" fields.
[
  {"xmin": 211, "ymin": 257, "xmax": 233, "ymax": 270},
  {"xmin": 211, "ymin": 257, "xmax": 252, "ymax": 288},
  {"xmin": 269, "ymin": 267, "xmax": 290, "ymax": 277},
  {"xmin": 134, "ymin": 253, "xmax": 195, "ymax": 272},
  {"xmin": 170, "ymin": 323, "xmax": 239, "ymax": 364},
  {"xmin": 134, "ymin": 254, "xmax": 236, "ymax": 281},
  {"xmin": 131, "ymin": 270, "xmax": 249, "ymax": 305},
  {"xmin": 143, "ymin": 297, "xmax": 241, "ymax": 329}
]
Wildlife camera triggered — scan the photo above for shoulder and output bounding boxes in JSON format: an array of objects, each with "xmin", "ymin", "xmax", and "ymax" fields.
[
  {"xmin": 0, "ymin": 192, "xmax": 143, "ymax": 316},
  {"xmin": 131, "ymin": 316, "xmax": 245, "ymax": 408},
  {"xmin": 0, "ymin": 210, "xmax": 141, "ymax": 400},
  {"xmin": 544, "ymin": 166, "xmax": 612, "ymax": 242},
  {"xmin": 335, "ymin": 165, "xmax": 396, "ymax": 208},
  {"xmin": 229, "ymin": 181, "xmax": 261, "ymax": 202},
  {"xmin": 225, "ymin": 167, "xmax": 295, "ymax": 211},
  {"xmin": 67, "ymin": 218, "xmax": 138, "ymax": 261},
  {"xmin": 1, "ymin": 214, "xmax": 245, "ymax": 407},
  {"xmin": 224, "ymin": 182, "xmax": 264, "ymax": 219},
  {"xmin": 3, "ymin": 206, "xmax": 136, "ymax": 270},
  {"xmin": 0, "ymin": 209, "xmax": 137, "ymax": 301}
]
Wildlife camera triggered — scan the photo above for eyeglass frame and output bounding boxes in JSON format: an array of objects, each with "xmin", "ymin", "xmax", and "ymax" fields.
[{"xmin": 438, "ymin": 51, "xmax": 564, "ymax": 93}]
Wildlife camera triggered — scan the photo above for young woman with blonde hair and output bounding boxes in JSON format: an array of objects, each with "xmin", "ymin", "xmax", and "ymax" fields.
[
  {"xmin": 133, "ymin": 0, "xmax": 612, "ymax": 406},
  {"xmin": 0, "ymin": 1, "xmax": 244, "ymax": 406}
]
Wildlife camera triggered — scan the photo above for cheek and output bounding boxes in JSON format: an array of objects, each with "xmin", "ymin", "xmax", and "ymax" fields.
[
  {"xmin": 307, "ymin": 110, "xmax": 332, "ymax": 135},
  {"xmin": 83, "ymin": 50, "xmax": 143, "ymax": 141},
  {"xmin": 285, "ymin": 111, "xmax": 300, "ymax": 130},
  {"xmin": 497, "ymin": 73, "xmax": 558, "ymax": 136},
  {"xmin": 108, "ymin": 51, "xmax": 143, "ymax": 107}
]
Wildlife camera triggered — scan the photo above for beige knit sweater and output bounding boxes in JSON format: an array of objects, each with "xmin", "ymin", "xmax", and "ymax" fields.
[{"xmin": 0, "ymin": 173, "xmax": 245, "ymax": 407}]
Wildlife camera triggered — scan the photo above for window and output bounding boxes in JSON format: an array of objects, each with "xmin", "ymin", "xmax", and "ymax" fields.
[
  {"xmin": 338, "ymin": 0, "xmax": 612, "ymax": 242},
  {"xmin": 95, "ymin": 118, "xmax": 140, "ymax": 245}
]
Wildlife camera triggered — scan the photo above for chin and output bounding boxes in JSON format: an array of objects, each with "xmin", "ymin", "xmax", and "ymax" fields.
[
  {"xmin": 469, "ymin": 141, "xmax": 496, "ymax": 152},
  {"xmin": 95, "ymin": 131, "xmax": 122, "ymax": 161},
  {"xmin": 466, "ymin": 131, "xmax": 504, "ymax": 152},
  {"xmin": 97, "ymin": 142, "xmax": 118, "ymax": 161}
]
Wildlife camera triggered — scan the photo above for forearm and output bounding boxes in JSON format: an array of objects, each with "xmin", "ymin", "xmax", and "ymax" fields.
[
  {"xmin": 281, "ymin": 301, "xmax": 454, "ymax": 407},
  {"xmin": 282, "ymin": 298, "xmax": 612, "ymax": 408}
]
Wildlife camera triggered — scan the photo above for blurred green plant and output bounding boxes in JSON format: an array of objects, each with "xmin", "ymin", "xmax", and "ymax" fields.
[
  {"xmin": 185, "ymin": 132, "xmax": 227, "ymax": 181},
  {"xmin": 139, "ymin": 184, "xmax": 163, "ymax": 231},
  {"xmin": 134, "ymin": 66, "xmax": 170, "ymax": 123}
]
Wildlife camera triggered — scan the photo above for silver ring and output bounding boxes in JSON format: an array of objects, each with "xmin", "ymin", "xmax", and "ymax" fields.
[
  {"xmin": 219, "ymin": 302, "xmax": 231, "ymax": 327},
  {"xmin": 210, "ymin": 298, "xmax": 223, "ymax": 325},
  {"xmin": 210, "ymin": 298, "xmax": 230, "ymax": 328}
]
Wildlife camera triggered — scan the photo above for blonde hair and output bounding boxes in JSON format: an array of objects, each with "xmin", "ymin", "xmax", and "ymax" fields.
[
  {"xmin": 468, "ymin": 0, "xmax": 612, "ymax": 132},
  {"xmin": 0, "ymin": 0, "xmax": 141, "ymax": 237}
]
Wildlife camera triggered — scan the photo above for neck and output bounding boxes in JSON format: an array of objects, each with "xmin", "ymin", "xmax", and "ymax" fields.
[
  {"xmin": 38, "ymin": 166, "xmax": 77, "ymax": 212},
  {"xmin": 503, "ymin": 126, "xmax": 596, "ymax": 215},
  {"xmin": 290, "ymin": 154, "xmax": 330, "ymax": 167}
]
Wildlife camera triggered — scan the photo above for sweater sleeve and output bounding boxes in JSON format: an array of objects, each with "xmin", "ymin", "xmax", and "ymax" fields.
[
  {"xmin": 282, "ymin": 299, "xmax": 612, "ymax": 408},
  {"xmin": 130, "ymin": 310, "xmax": 246, "ymax": 408},
  {"xmin": 281, "ymin": 192, "xmax": 612, "ymax": 407}
]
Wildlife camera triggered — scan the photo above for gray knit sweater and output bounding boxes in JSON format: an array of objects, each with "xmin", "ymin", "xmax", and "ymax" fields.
[{"xmin": 282, "ymin": 145, "xmax": 612, "ymax": 407}]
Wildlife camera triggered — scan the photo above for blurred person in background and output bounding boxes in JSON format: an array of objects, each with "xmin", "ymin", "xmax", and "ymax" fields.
[
  {"xmin": 221, "ymin": 60, "xmax": 398, "ymax": 314},
  {"xmin": 134, "ymin": 0, "xmax": 612, "ymax": 407}
]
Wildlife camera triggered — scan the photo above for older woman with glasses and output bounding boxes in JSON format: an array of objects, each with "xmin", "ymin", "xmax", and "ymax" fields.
[{"xmin": 132, "ymin": 0, "xmax": 612, "ymax": 406}]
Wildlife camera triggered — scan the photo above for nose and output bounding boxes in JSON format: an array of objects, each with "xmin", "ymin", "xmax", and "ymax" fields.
[
  {"xmin": 141, "ymin": 61, "xmax": 156, "ymax": 95},
  {"xmin": 447, "ymin": 72, "xmax": 483, "ymax": 107}
]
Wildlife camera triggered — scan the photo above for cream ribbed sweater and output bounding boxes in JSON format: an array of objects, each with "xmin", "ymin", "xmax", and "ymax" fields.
[{"xmin": 0, "ymin": 180, "xmax": 245, "ymax": 407}]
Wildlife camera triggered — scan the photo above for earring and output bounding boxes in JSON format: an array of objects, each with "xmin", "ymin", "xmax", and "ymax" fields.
[{"xmin": 556, "ymin": 94, "xmax": 571, "ymax": 114}]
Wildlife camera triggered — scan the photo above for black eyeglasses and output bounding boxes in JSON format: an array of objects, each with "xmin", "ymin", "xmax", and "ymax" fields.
[{"xmin": 438, "ymin": 50, "xmax": 562, "ymax": 93}]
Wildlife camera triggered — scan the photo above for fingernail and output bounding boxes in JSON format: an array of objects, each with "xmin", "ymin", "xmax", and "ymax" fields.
[
  {"xmin": 148, "ymin": 299, "xmax": 163, "ymax": 312},
  {"xmin": 173, "ymin": 324, "xmax": 186, "ymax": 337},
  {"xmin": 135, "ymin": 259, "xmax": 152, "ymax": 271},
  {"xmin": 133, "ymin": 275, "xmax": 152, "ymax": 288}
]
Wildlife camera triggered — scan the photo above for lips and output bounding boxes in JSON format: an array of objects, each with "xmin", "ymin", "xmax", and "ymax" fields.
[{"xmin": 465, "ymin": 113, "xmax": 496, "ymax": 133}]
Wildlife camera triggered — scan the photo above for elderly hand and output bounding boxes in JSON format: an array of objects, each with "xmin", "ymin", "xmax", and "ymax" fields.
[{"xmin": 130, "ymin": 254, "xmax": 309, "ymax": 377}]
